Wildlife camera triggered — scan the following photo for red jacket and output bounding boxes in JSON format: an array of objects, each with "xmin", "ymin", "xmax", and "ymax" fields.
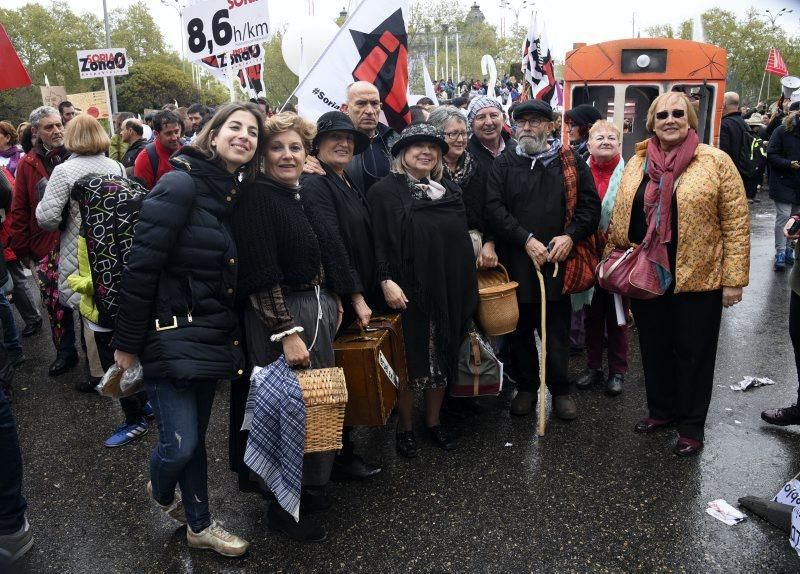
[
  {"xmin": 1, "ymin": 167, "xmax": 17, "ymax": 263},
  {"xmin": 10, "ymin": 151, "xmax": 59, "ymax": 261},
  {"xmin": 132, "ymin": 139, "xmax": 180, "ymax": 189}
]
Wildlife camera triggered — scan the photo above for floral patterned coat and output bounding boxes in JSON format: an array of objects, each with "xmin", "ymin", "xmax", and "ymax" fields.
[{"xmin": 606, "ymin": 141, "xmax": 750, "ymax": 293}]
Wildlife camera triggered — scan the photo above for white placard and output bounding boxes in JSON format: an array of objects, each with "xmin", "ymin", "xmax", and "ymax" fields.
[
  {"xmin": 791, "ymin": 506, "xmax": 800, "ymax": 556},
  {"xmin": 182, "ymin": 0, "xmax": 270, "ymax": 62},
  {"xmin": 773, "ymin": 479, "xmax": 800, "ymax": 507},
  {"xmin": 76, "ymin": 48, "xmax": 128, "ymax": 79}
]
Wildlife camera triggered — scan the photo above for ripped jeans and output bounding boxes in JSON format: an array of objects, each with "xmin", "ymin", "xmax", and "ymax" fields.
[{"xmin": 145, "ymin": 377, "xmax": 218, "ymax": 533}]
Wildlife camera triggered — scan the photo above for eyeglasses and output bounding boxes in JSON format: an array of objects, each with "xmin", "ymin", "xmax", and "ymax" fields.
[
  {"xmin": 655, "ymin": 109, "xmax": 686, "ymax": 121},
  {"xmin": 516, "ymin": 117, "xmax": 548, "ymax": 128},
  {"xmin": 443, "ymin": 130, "xmax": 468, "ymax": 140}
]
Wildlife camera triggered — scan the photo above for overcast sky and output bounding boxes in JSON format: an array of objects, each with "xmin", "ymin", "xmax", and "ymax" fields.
[{"xmin": 4, "ymin": 0, "xmax": 800, "ymax": 62}]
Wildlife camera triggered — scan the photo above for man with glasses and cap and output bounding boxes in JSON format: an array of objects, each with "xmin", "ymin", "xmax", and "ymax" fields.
[{"xmin": 485, "ymin": 99, "xmax": 600, "ymax": 422}]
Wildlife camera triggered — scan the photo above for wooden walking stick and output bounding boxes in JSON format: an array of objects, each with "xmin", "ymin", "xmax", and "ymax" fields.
[{"xmin": 536, "ymin": 261, "xmax": 558, "ymax": 437}]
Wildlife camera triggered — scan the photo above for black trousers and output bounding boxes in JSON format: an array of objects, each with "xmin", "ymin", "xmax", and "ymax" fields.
[
  {"xmin": 630, "ymin": 289, "xmax": 722, "ymax": 441},
  {"xmin": 509, "ymin": 298, "xmax": 572, "ymax": 396},
  {"xmin": 0, "ymin": 347, "xmax": 26, "ymax": 535},
  {"xmin": 93, "ymin": 330, "xmax": 148, "ymax": 424},
  {"xmin": 789, "ymin": 292, "xmax": 800, "ymax": 405}
]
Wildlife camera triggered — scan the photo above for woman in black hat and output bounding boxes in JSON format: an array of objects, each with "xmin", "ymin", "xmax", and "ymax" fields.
[
  {"xmin": 369, "ymin": 123, "xmax": 478, "ymax": 458},
  {"xmin": 300, "ymin": 111, "xmax": 383, "ymax": 482}
]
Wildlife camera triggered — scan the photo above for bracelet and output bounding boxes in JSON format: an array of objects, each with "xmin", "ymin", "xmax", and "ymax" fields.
[{"xmin": 270, "ymin": 326, "xmax": 304, "ymax": 342}]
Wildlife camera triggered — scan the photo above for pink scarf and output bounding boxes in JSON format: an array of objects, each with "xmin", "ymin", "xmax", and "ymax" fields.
[{"xmin": 643, "ymin": 129, "xmax": 699, "ymax": 283}]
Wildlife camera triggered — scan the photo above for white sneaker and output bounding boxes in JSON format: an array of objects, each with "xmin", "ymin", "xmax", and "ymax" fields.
[
  {"xmin": 146, "ymin": 481, "xmax": 187, "ymax": 524},
  {"xmin": 186, "ymin": 520, "xmax": 249, "ymax": 557}
]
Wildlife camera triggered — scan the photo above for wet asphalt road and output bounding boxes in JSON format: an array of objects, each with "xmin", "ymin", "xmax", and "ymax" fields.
[{"xmin": 8, "ymin": 193, "xmax": 800, "ymax": 573}]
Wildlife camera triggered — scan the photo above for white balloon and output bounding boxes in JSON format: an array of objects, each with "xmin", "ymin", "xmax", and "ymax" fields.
[{"xmin": 281, "ymin": 17, "xmax": 340, "ymax": 77}]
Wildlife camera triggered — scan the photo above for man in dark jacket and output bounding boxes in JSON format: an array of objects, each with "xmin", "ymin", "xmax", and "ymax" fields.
[
  {"xmin": 768, "ymin": 101, "xmax": 800, "ymax": 271},
  {"xmin": 121, "ymin": 119, "xmax": 147, "ymax": 169},
  {"xmin": 485, "ymin": 100, "xmax": 600, "ymax": 421},
  {"xmin": 720, "ymin": 92, "xmax": 751, "ymax": 172},
  {"xmin": 10, "ymin": 106, "xmax": 78, "ymax": 377}
]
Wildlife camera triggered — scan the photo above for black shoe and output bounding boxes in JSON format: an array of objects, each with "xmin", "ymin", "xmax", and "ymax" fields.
[
  {"xmin": 330, "ymin": 453, "xmax": 382, "ymax": 481},
  {"xmin": 761, "ymin": 405, "xmax": 800, "ymax": 426},
  {"xmin": 7, "ymin": 349, "xmax": 25, "ymax": 368},
  {"xmin": 575, "ymin": 368, "xmax": 604, "ymax": 390},
  {"xmin": 2, "ymin": 383, "xmax": 13, "ymax": 403},
  {"xmin": 300, "ymin": 487, "xmax": 332, "ymax": 513},
  {"xmin": 74, "ymin": 377, "xmax": 100, "ymax": 393},
  {"xmin": 395, "ymin": 430, "xmax": 418, "ymax": 458},
  {"xmin": 48, "ymin": 353, "xmax": 79, "ymax": 377},
  {"xmin": 267, "ymin": 503, "xmax": 327, "ymax": 542},
  {"xmin": 20, "ymin": 320, "xmax": 42, "ymax": 338},
  {"xmin": 605, "ymin": 374, "xmax": 624, "ymax": 397},
  {"xmin": 426, "ymin": 425, "xmax": 456, "ymax": 451}
]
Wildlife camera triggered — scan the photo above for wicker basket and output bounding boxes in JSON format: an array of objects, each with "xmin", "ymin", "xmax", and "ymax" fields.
[
  {"xmin": 296, "ymin": 367, "xmax": 348, "ymax": 453},
  {"xmin": 476, "ymin": 264, "xmax": 520, "ymax": 336}
]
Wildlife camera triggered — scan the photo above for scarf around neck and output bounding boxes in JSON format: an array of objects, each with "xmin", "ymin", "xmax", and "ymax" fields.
[
  {"xmin": 590, "ymin": 155, "xmax": 625, "ymax": 233},
  {"xmin": 0, "ymin": 147, "xmax": 21, "ymax": 176},
  {"xmin": 406, "ymin": 174, "xmax": 446, "ymax": 200},
  {"xmin": 515, "ymin": 137, "xmax": 562, "ymax": 167},
  {"xmin": 643, "ymin": 129, "xmax": 699, "ymax": 288},
  {"xmin": 443, "ymin": 150, "xmax": 477, "ymax": 186}
]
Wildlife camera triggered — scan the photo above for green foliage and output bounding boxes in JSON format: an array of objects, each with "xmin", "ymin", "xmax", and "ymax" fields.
[
  {"xmin": 110, "ymin": 1, "xmax": 168, "ymax": 64},
  {"xmin": 0, "ymin": 87, "xmax": 44, "ymax": 126},
  {"xmin": 645, "ymin": 8, "xmax": 800, "ymax": 104},
  {"xmin": 116, "ymin": 59, "xmax": 199, "ymax": 113}
]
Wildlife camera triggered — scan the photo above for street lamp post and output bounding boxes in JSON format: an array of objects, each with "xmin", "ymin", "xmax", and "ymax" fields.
[
  {"xmin": 101, "ymin": 0, "xmax": 118, "ymax": 114},
  {"xmin": 162, "ymin": 0, "xmax": 187, "ymax": 73}
]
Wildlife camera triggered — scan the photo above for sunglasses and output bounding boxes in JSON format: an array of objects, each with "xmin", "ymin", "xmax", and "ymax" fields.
[{"xmin": 655, "ymin": 109, "xmax": 685, "ymax": 121}]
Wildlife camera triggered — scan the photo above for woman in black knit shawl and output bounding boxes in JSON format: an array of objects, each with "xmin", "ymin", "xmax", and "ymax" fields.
[
  {"xmin": 229, "ymin": 112, "xmax": 357, "ymax": 543},
  {"xmin": 369, "ymin": 123, "xmax": 478, "ymax": 459}
]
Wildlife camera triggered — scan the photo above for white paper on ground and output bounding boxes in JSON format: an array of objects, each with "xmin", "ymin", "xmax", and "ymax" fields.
[
  {"xmin": 730, "ymin": 376, "xmax": 777, "ymax": 391},
  {"xmin": 706, "ymin": 499, "xmax": 746, "ymax": 525}
]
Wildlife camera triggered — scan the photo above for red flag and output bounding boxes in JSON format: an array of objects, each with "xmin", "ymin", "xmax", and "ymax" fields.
[
  {"xmin": 765, "ymin": 47, "xmax": 789, "ymax": 77},
  {"xmin": 0, "ymin": 24, "xmax": 31, "ymax": 91}
]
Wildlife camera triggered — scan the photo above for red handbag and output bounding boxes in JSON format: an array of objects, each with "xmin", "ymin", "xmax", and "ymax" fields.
[{"xmin": 596, "ymin": 245, "xmax": 666, "ymax": 300}]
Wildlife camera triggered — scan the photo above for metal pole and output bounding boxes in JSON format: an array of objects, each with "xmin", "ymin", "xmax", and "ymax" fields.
[
  {"xmin": 102, "ymin": 0, "xmax": 118, "ymax": 113},
  {"xmin": 103, "ymin": 76, "xmax": 114, "ymax": 137},
  {"xmin": 445, "ymin": 33, "xmax": 449, "ymax": 81},
  {"xmin": 456, "ymin": 33, "xmax": 460, "ymax": 82},
  {"xmin": 434, "ymin": 37, "xmax": 438, "ymax": 82}
]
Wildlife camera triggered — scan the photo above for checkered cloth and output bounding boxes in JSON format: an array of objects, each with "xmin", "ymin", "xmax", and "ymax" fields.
[{"xmin": 244, "ymin": 356, "xmax": 306, "ymax": 521}]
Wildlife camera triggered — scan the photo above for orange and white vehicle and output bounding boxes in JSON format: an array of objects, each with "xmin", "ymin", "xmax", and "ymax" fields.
[{"xmin": 563, "ymin": 38, "xmax": 727, "ymax": 159}]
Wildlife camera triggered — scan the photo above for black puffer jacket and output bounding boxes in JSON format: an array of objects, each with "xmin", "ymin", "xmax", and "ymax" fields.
[
  {"xmin": 113, "ymin": 148, "xmax": 243, "ymax": 382},
  {"xmin": 767, "ymin": 116, "xmax": 800, "ymax": 204}
]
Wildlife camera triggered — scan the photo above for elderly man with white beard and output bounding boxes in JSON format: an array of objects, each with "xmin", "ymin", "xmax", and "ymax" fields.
[{"xmin": 485, "ymin": 100, "xmax": 600, "ymax": 421}]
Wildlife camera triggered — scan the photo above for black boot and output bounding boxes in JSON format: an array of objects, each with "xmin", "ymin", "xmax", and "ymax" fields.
[
  {"xmin": 301, "ymin": 486, "xmax": 332, "ymax": 513},
  {"xmin": 267, "ymin": 503, "xmax": 328, "ymax": 543},
  {"xmin": 331, "ymin": 428, "xmax": 382, "ymax": 481},
  {"xmin": 575, "ymin": 368, "xmax": 604, "ymax": 390},
  {"xmin": 49, "ymin": 352, "xmax": 79, "ymax": 377}
]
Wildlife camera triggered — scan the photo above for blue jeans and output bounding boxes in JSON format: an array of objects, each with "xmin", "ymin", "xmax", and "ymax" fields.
[
  {"xmin": 0, "ymin": 353, "xmax": 26, "ymax": 534},
  {"xmin": 146, "ymin": 378, "xmax": 217, "ymax": 533},
  {"xmin": 0, "ymin": 295, "xmax": 21, "ymax": 354}
]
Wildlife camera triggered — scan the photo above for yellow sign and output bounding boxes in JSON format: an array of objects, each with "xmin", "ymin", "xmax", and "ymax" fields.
[{"xmin": 66, "ymin": 91, "xmax": 110, "ymax": 120}]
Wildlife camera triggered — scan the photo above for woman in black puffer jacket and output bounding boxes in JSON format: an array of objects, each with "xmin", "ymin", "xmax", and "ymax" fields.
[{"xmin": 112, "ymin": 102, "xmax": 265, "ymax": 558}]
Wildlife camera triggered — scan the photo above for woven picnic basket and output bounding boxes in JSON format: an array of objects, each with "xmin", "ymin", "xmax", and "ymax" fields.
[
  {"xmin": 296, "ymin": 367, "xmax": 348, "ymax": 453},
  {"xmin": 476, "ymin": 264, "xmax": 519, "ymax": 336}
]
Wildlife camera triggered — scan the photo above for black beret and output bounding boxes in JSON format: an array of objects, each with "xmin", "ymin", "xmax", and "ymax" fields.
[
  {"xmin": 565, "ymin": 104, "xmax": 603, "ymax": 126},
  {"xmin": 512, "ymin": 99, "xmax": 553, "ymax": 121}
]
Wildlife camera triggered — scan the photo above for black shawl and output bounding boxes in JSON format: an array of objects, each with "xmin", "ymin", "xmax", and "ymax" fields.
[
  {"xmin": 369, "ymin": 173, "xmax": 478, "ymax": 379},
  {"xmin": 233, "ymin": 174, "xmax": 357, "ymax": 297}
]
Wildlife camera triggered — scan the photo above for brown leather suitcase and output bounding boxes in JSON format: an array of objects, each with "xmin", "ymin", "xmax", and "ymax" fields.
[
  {"xmin": 334, "ymin": 328, "xmax": 400, "ymax": 427},
  {"xmin": 345, "ymin": 314, "xmax": 408, "ymax": 389}
]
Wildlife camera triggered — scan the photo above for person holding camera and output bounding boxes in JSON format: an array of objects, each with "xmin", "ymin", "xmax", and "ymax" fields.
[{"xmin": 762, "ymin": 214, "xmax": 800, "ymax": 426}]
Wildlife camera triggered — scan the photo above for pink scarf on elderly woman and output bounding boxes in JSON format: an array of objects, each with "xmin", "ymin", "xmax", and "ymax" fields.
[{"xmin": 643, "ymin": 128, "xmax": 699, "ymax": 289}]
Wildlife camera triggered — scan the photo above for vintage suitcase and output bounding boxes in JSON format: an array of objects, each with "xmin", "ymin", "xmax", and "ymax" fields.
[
  {"xmin": 345, "ymin": 314, "xmax": 408, "ymax": 389},
  {"xmin": 334, "ymin": 328, "xmax": 400, "ymax": 427}
]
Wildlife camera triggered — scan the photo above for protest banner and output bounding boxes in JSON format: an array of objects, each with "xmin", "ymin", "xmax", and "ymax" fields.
[
  {"xmin": 67, "ymin": 91, "xmax": 110, "ymax": 120},
  {"xmin": 200, "ymin": 43, "xmax": 264, "ymax": 77},
  {"xmin": 41, "ymin": 85, "xmax": 68, "ymax": 108},
  {"xmin": 0, "ymin": 24, "xmax": 31, "ymax": 92},
  {"xmin": 521, "ymin": 12, "xmax": 562, "ymax": 108},
  {"xmin": 290, "ymin": 0, "xmax": 411, "ymax": 130},
  {"xmin": 182, "ymin": 0, "xmax": 270, "ymax": 62},
  {"xmin": 76, "ymin": 48, "xmax": 129, "ymax": 79}
]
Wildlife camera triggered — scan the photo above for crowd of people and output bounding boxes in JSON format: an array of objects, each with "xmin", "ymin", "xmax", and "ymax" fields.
[{"xmin": 4, "ymin": 76, "xmax": 800, "ymax": 562}]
